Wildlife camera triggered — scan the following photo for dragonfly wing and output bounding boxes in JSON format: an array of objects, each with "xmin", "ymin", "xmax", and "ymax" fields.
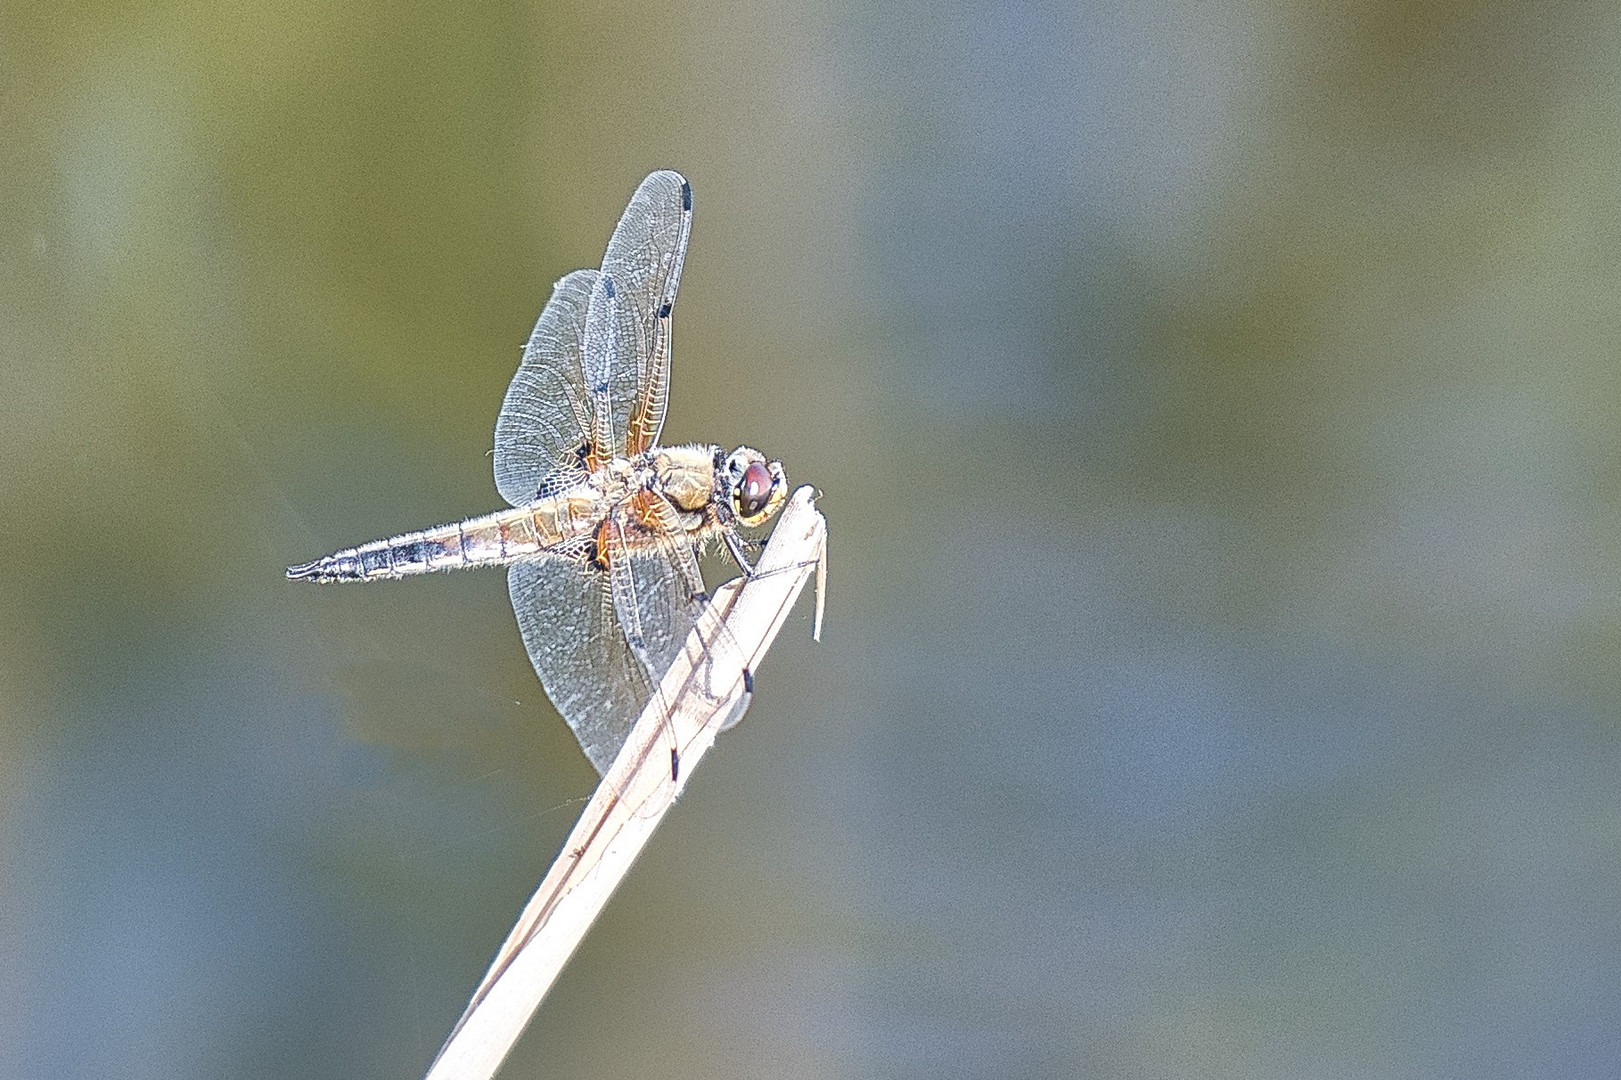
[
  {"xmin": 581, "ymin": 171, "xmax": 692, "ymax": 457},
  {"xmin": 601, "ymin": 518, "xmax": 704, "ymax": 684},
  {"xmin": 508, "ymin": 557, "xmax": 652, "ymax": 775},
  {"xmin": 494, "ymin": 269, "xmax": 598, "ymax": 507},
  {"xmin": 501, "ymin": 174, "xmax": 699, "ymax": 773},
  {"xmin": 508, "ymin": 543, "xmax": 704, "ymax": 776}
]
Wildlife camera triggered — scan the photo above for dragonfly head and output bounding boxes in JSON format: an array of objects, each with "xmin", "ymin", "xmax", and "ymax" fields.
[{"xmin": 720, "ymin": 446, "xmax": 788, "ymax": 528}]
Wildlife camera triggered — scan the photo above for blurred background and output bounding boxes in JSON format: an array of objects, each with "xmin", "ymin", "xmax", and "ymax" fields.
[{"xmin": 3, "ymin": 1, "xmax": 1619, "ymax": 1077}]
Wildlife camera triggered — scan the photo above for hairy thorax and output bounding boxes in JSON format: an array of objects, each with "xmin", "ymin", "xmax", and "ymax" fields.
[{"xmin": 651, "ymin": 444, "xmax": 719, "ymax": 514}]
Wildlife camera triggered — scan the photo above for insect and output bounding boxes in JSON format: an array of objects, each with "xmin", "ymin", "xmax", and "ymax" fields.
[{"xmin": 288, "ymin": 171, "xmax": 789, "ymax": 774}]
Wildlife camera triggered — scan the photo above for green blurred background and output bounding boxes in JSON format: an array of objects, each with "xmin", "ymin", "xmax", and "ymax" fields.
[{"xmin": 4, "ymin": 1, "xmax": 1620, "ymax": 1077}]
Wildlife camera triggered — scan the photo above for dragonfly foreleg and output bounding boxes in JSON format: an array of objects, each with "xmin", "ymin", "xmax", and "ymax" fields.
[{"xmin": 723, "ymin": 529, "xmax": 759, "ymax": 577}]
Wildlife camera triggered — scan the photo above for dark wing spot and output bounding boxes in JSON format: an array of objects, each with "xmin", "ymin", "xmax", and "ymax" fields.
[
  {"xmin": 743, "ymin": 667, "xmax": 755, "ymax": 694},
  {"xmin": 552, "ymin": 537, "xmax": 596, "ymax": 564},
  {"xmin": 670, "ymin": 748, "xmax": 680, "ymax": 782},
  {"xmin": 535, "ymin": 461, "xmax": 585, "ymax": 499},
  {"xmin": 603, "ymin": 275, "xmax": 616, "ymax": 299},
  {"xmin": 657, "ymin": 301, "xmax": 672, "ymax": 319},
  {"xmin": 680, "ymin": 181, "xmax": 692, "ymax": 211}
]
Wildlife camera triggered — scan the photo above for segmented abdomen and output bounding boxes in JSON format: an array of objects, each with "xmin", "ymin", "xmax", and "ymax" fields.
[{"xmin": 287, "ymin": 496, "xmax": 602, "ymax": 583}]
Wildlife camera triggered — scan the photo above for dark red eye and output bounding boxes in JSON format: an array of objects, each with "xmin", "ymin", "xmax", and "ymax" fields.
[{"xmin": 737, "ymin": 462, "xmax": 773, "ymax": 519}]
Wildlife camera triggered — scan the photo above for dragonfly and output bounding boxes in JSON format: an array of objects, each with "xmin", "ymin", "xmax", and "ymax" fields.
[{"xmin": 288, "ymin": 170, "xmax": 790, "ymax": 775}]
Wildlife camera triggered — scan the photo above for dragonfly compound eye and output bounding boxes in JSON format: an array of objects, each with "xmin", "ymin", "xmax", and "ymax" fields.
[{"xmin": 736, "ymin": 461, "xmax": 774, "ymax": 520}]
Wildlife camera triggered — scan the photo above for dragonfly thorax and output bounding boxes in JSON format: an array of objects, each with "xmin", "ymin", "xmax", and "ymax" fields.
[
  {"xmin": 649, "ymin": 444, "xmax": 721, "ymax": 512},
  {"xmin": 632, "ymin": 443, "xmax": 790, "ymax": 531}
]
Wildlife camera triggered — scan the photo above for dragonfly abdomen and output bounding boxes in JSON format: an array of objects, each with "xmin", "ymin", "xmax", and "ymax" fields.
[{"xmin": 287, "ymin": 501, "xmax": 600, "ymax": 583}]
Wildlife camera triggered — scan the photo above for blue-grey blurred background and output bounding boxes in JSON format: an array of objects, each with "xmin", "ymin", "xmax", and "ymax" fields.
[{"xmin": 4, "ymin": 2, "xmax": 1619, "ymax": 1077}]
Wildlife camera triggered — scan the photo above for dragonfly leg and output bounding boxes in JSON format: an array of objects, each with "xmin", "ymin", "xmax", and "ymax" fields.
[{"xmin": 723, "ymin": 529, "xmax": 759, "ymax": 577}]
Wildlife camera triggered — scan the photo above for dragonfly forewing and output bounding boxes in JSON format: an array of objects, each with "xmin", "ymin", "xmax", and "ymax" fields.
[
  {"xmin": 586, "ymin": 170, "xmax": 692, "ymax": 458},
  {"xmin": 495, "ymin": 268, "xmax": 598, "ymax": 507}
]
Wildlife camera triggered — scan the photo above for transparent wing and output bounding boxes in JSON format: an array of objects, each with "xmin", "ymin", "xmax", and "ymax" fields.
[
  {"xmin": 494, "ymin": 269, "xmax": 598, "ymax": 507},
  {"xmin": 581, "ymin": 170, "xmax": 692, "ymax": 457},
  {"xmin": 500, "ymin": 173, "xmax": 697, "ymax": 773},
  {"xmin": 509, "ymin": 558, "xmax": 651, "ymax": 775},
  {"xmin": 508, "ymin": 547, "xmax": 700, "ymax": 775},
  {"xmin": 611, "ymin": 547, "xmax": 703, "ymax": 696}
]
